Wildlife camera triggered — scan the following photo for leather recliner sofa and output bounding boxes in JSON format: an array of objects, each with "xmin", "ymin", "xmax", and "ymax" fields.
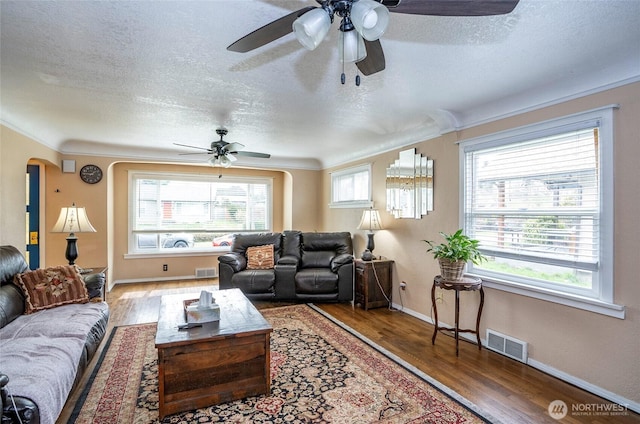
[{"xmin": 218, "ymin": 231, "xmax": 354, "ymax": 302}]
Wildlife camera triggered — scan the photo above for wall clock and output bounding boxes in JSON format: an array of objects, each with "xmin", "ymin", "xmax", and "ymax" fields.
[{"xmin": 79, "ymin": 164, "xmax": 103, "ymax": 184}]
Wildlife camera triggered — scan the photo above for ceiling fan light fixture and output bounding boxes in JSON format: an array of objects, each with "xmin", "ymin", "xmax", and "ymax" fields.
[
  {"xmin": 292, "ymin": 8, "xmax": 332, "ymax": 50},
  {"xmin": 350, "ymin": 0, "xmax": 389, "ymax": 41},
  {"xmin": 209, "ymin": 155, "xmax": 232, "ymax": 168},
  {"xmin": 338, "ymin": 26, "xmax": 367, "ymax": 63}
]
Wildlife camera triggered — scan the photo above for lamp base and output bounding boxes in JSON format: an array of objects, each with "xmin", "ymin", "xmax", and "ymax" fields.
[
  {"xmin": 361, "ymin": 249, "xmax": 376, "ymax": 261},
  {"xmin": 361, "ymin": 232, "xmax": 377, "ymax": 261},
  {"xmin": 65, "ymin": 235, "xmax": 78, "ymax": 266}
]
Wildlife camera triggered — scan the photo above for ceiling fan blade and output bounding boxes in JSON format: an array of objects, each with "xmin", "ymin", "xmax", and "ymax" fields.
[
  {"xmin": 224, "ymin": 142, "xmax": 245, "ymax": 152},
  {"xmin": 356, "ymin": 40, "xmax": 385, "ymax": 76},
  {"xmin": 227, "ymin": 6, "xmax": 316, "ymax": 53},
  {"xmin": 234, "ymin": 151, "xmax": 271, "ymax": 159},
  {"xmin": 173, "ymin": 142, "xmax": 211, "ymax": 151},
  {"xmin": 382, "ymin": 0, "xmax": 519, "ymax": 16},
  {"xmin": 178, "ymin": 152, "xmax": 211, "ymax": 155},
  {"xmin": 225, "ymin": 153, "xmax": 238, "ymax": 162}
]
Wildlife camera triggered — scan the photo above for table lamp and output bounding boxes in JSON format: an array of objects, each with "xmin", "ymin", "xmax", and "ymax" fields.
[
  {"xmin": 51, "ymin": 203, "xmax": 96, "ymax": 265},
  {"xmin": 357, "ymin": 207, "xmax": 383, "ymax": 260}
]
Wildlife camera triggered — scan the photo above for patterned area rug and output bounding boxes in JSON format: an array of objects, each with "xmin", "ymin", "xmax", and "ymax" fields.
[{"xmin": 69, "ymin": 304, "xmax": 493, "ymax": 423}]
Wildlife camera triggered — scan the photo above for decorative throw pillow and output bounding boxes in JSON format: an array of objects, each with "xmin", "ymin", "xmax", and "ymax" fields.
[
  {"xmin": 246, "ymin": 244, "xmax": 275, "ymax": 270},
  {"xmin": 15, "ymin": 265, "xmax": 89, "ymax": 314}
]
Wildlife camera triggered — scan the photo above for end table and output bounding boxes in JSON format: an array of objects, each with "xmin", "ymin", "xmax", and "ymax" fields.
[
  {"xmin": 431, "ymin": 275, "xmax": 484, "ymax": 356},
  {"xmin": 79, "ymin": 266, "xmax": 108, "ymax": 301},
  {"xmin": 355, "ymin": 259, "xmax": 393, "ymax": 310}
]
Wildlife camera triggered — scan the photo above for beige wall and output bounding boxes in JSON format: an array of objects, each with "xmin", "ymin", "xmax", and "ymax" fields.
[
  {"xmin": 286, "ymin": 168, "xmax": 323, "ymax": 231},
  {"xmin": 0, "ymin": 126, "xmax": 60, "ymax": 253},
  {"xmin": 43, "ymin": 158, "xmax": 314, "ymax": 284},
  {"xmin": 44, "ymin": 155, "xmax": 112, "ymax": 268},
  {"xmin": 322, "ymin": 82, "xmax": 640, "ymax": 406}
]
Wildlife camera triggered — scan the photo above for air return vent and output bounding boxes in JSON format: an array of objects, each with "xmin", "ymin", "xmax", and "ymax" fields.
[
  {"xmin": 195, "ymin": 268, "xmax": 217, "ymax": 278},
  {"xmin": 486, "ymin": 329, "xmax": 528, "ymax": 363}
]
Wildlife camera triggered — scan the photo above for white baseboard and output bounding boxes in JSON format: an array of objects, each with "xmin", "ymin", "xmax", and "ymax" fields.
[
  {"xmin": 390, "ymin": 302, "xmax": 639, "ymax": 414},
  {"xmin": 108, "ymin": 275, "xmax": 215, "ymax": 292},
  {"xmin": 392, "ymin": 302, "xmax": 434, "ymax": 324},
  {"xmin": 527, "ymin": 359, "xmax": 640, "ymax": 414}
]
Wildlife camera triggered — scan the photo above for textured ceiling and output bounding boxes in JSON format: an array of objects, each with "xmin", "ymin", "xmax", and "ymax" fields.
[{"xmin": 1, "ymin": 0, "xmax": 639, "ymax": 169}]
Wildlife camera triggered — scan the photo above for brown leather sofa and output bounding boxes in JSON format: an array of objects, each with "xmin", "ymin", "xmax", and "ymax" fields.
[
  {"xmin": 0, "ymin": 245, "xmax": 109, "ymax": 424},
  {"xmin": 218, "ymin": 231, "xmax": 354, "ymax": 302}
]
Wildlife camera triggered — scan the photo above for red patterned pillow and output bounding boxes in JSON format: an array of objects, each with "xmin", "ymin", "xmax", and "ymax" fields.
[
  {"xmin": 15, "ymin": 265, "xmax": 89, "ymax": 314},
  {"xmin": 246, "ymin": 245, "xmax": 275, "ymax": 270}
]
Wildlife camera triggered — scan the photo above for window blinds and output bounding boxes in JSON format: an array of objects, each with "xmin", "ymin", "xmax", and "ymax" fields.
[{"xmin": 464, "ymin": 126, "xmax": 600, "ymax": 272}]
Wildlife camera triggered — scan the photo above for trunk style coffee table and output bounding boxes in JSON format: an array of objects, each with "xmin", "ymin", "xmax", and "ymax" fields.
[{"xmin": 155, "ymin": 288, "xmax": 272, "ymax": 419}]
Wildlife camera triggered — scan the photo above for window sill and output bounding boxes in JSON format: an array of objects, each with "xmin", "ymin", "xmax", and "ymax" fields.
[
  {"xmin": 329, "ymin": 200, "xmax": 373, "ymax": 209},
  {"xmin": 124, "ymin": 247, "xmax": 230, "ymax": 259},
  {"xmin": 472, "ymin": 275, "xmax": 625, "ymax": 319}
]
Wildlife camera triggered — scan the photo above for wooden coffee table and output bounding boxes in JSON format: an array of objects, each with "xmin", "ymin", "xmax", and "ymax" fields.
[{"xmin": 155, "ymin": 288, "xmax": 272, "ymax": 419}]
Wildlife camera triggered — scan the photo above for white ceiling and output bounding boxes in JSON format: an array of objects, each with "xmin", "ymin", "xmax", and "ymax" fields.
[{"xmin": 2, "ymin": 0, "xmax": 639, "ymax": 170}]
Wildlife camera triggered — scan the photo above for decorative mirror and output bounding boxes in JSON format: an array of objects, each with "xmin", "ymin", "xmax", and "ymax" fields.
[{"xmin": 386, "ymin": 148, "xmax": 433, "ymax": 219}]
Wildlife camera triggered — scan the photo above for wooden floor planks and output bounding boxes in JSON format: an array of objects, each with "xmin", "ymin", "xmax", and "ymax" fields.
[{"xmin": 56, "ymin": 280, "xmax": 639, "ymax": 424}]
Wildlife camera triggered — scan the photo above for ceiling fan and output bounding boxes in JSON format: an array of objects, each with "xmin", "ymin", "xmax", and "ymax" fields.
[
  {"xmin": 227, "ymin": 0, "xmax": 520, "ymax": 83},
  {"xmin": 174, "ymin": 129, "xmax": 271, "ymax": 168}
]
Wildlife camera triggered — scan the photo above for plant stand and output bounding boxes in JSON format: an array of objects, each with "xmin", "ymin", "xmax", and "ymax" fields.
[{"xmin": 431, "ymin": 275, "xmax": 484, "ymax": 356}]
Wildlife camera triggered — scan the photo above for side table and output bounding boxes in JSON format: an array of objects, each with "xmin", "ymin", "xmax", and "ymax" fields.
[
  {"xmin": 431, "ymin": 275, "xmax": 484, "ymax": 356},
  {"xmin": 79, "ymin": 266, "xmax": 108, "ymax": 301},
  {"xmin": 355, "ymin": 259, "xmax": 393, "ymax": 310}
]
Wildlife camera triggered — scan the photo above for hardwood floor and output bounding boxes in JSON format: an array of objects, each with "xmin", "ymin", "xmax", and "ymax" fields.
[{"xmin": 58, "ymin": 280, "xmax": 639, "ymax": 423}]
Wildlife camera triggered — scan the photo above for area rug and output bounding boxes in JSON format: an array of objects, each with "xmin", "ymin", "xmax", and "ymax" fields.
[{"xmin": 69, "ymin": 304, "xmax": 495, "ymax": 423}]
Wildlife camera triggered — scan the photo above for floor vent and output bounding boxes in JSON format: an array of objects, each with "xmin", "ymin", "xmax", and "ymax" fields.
[
  {"xmin": 195, "ymin": 267, "xmax": 217, "ymax": 279},
  {"xmin": 486, "ymin": 329, "xmax": 528, "ymax": 363}
]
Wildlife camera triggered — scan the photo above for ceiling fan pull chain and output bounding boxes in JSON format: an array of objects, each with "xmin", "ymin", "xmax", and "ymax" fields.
[
  {"xmin": 355, "ymin": 33, "xmax": 361, "ymax": 86},
  {"xmin": 341, "ymin": 31, "xmax": 346, "ymax": 85}
]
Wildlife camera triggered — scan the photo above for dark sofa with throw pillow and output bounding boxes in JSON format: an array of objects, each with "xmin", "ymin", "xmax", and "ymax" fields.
[
  {"xmin": 0, "ymin": 245, "xmax": 109, "ymax": 424},
  {"xmin": 218, "ymin": 231, "xmax": 354, "ymax": 302}
]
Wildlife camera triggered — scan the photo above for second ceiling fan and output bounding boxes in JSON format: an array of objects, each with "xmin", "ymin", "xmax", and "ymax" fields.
[
  {"xmin": 227, "ymin": 0, "xmax": 520, "ymax": 82},
  {"xmin": 175, "ymin": 129, "xmax": 271, "ymax": 168}
]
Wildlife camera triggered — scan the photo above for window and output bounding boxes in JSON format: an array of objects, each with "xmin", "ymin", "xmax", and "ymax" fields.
[
  {"xmin": 330, "ymin": 164, "xmax": 372, "ymax": 208},
  {"xmin": 129, "ymin": 172, "xmax": 272, "ymax": 253},
  {"xmin": 461, "ymin": 107, "xmax": 623, "ymax": 318}
]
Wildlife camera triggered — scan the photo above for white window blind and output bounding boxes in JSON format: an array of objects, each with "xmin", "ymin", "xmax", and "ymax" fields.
[
  {"xmin": 460, "ymin": 106, "xmax": 620, "ymax": 316},
  {"xmin": 330, "ymin": 164, "xmax": 372, "ymax": 208},
  {"xmin": 464, "ymin": 122, "xmax": 603, "ymax": 296}
]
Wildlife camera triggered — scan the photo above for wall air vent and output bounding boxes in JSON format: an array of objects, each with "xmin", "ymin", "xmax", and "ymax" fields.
[
  {"xmin": 486, "ymin": 329, "xmax": 528, "ymax": 363},
  {"xmin": 195, "ymin": 268, "xmax": 217, "ymax": 279}
]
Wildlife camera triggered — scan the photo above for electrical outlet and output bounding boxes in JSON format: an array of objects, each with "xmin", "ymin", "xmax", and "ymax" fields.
[
  {"xmin": 400, "ymin": 281, "xmax": 407, "ymax": 290},
  {"xmin": 436, "ymin": 292, "xmax": 444, "ymax": 302},
  {"xmin": 163, "ymin": 264, "xmax": 168, "ymax": 271}
]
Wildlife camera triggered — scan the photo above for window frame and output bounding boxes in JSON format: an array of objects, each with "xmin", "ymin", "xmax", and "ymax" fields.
[
  {"xmin": 459, "ymin": 105, "xmax": 624, "ymax": 319},
  {"xmin": 126, "ymin": 170, "xmax": 273, "ymax": 256},
  {"xmin": 329, "ymin": 163, "xmax": 373, "ymax": 209}
]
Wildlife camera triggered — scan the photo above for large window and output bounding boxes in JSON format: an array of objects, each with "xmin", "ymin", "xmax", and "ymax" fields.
[
  {"xmin": 330, "ymin": 164, "xmax": 372, "ymax": 208},
  {"xmin": 461, "ymin": 107, "xmax": 622, "ymax": 317},
  {"xmin": 129, "ymin": 172, "xmax": 272, "ymax": 253}
]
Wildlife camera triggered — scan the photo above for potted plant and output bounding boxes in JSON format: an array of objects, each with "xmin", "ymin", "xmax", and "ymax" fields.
[{"xmin": 423, "ymin": 229, "xmax": 486, "ymax": 281}]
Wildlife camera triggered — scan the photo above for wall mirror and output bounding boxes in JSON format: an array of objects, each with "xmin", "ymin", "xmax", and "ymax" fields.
[{"xmin": 386, "ymin": 148, "xmax": 433, "ymax": 219}]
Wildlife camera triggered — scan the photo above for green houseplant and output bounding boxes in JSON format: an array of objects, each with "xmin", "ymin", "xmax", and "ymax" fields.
[{"xmin": 423, "ymin": 229, "xmax": 486, "ymax": 281}]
